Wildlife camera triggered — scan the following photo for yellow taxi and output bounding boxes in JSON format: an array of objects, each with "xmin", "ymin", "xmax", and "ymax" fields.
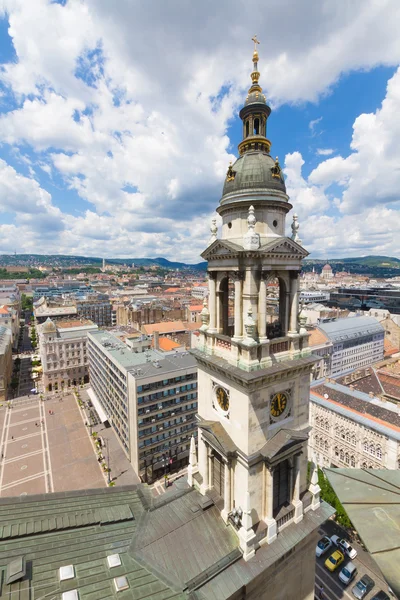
[{"xmin": 324, "ymin": 549, "xmax": 345, "ymax": 572}]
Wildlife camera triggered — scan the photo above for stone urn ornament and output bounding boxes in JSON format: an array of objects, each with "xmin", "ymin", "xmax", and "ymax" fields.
[{"xmin": 200, "ymin": 298, "xmax": 210, "ymax": 331}]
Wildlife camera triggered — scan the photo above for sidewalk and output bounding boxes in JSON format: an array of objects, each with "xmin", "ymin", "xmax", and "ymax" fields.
[{"xmin": 77, "ymin": 388, "xmax": 140, "ymax": 487}]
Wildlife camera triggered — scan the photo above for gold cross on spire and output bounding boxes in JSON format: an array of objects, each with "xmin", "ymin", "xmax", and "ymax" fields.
[{"xmin": 252, "ymin": 35, "xmax": 260, "ymax": 50}]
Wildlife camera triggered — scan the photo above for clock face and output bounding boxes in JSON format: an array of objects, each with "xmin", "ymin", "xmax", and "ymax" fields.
[
  {"xmin": 215, "ymin": 386, "xmax": 229, "ymax": 412},
  {"xmin": 270, "ymin": 392, "xmax": 288, "ymax": 419}
]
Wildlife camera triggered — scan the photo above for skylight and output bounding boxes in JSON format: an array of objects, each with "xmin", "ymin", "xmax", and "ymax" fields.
[
  {"xmin": 59, "ymin": 565, "xmax": 75, "ymax": 581},
  {"xmin": 107, "ymin": 554, "xmax": 121, "ymax": 568},
  {"xmin": 114, "ymin": 576, "xmax": 129, "ymax": 592},
  {"xmin": 62, "ymin": 591, "xmax": 79, "ymax": 600}
]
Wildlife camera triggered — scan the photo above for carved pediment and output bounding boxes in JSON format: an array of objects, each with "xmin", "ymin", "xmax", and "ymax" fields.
[
  {"xmin": 259, "ymin": 237, "xmax": 309, "ymax": 259},
  {"xmin": 201, "ymin": 239, "xmax": 242, "ymax": 261}
]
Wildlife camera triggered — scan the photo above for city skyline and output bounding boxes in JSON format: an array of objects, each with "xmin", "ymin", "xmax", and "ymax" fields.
[{"xmin": 0, "ymin": 0, "xmax": 399, "ymax": 262}]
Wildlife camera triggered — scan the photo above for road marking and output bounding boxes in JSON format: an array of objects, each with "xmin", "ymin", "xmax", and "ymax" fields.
[
  {"xmin": 316, "ymin": 569, "xmax": 353, "ymax": 600},
  {"xmin": 0, "ymin": 408, "xmax": 11, "ymax": 494},
  {"xmin": 3, "ymin": 449, "xmax": 43, "ymax": 464},
  {"xmin": 1, "ymin": 471, "xmax": 47, "ymax": 490},
  {"xmin": 40, "ymin": 401, "xmax": 54, "ymax": 492}
]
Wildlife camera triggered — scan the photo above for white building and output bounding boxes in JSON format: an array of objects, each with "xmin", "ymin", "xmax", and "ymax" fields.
[
  {"xmin": 87, "ymin": 329, "xmax": 198, "ymax": 481},
  {"xmin": 39, "ymin": 318, "xmax": 98, "ymax": 392},
  {"xmin": 317, "ymin": 316, "xmax": 384, "ymax": 376},
  {"xmin": 309, "ymin": 379, "xmax": 400, "ymax": 470},
  {"xmin": 299, "ymin": 290, "xmax": 330, "ymax": 304}
]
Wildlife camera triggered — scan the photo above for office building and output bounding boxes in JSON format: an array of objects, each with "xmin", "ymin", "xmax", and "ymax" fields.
[
  {"xmin": 0, "ymin": 325, "xmax": 12, "ymax": 401},
  {"xmin": 87, "ymin": 329, "xmax": 198, "ymax": 481},
  {"xmin": 317, "ymin": 316, "xmax": 384, "ymax": 375}
]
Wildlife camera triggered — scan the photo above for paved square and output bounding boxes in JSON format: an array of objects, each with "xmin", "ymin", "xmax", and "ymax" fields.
[{"xmin": 0, "ymin": 393, "xmax": 106, "ymax": 497}]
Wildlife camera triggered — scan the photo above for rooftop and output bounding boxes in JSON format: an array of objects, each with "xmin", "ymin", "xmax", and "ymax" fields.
[
  {"xmin": 317, "ymin": 315, "xmax": 384, "ymax": 342},
  {"xmin": 143, "ymin": 321, "xmax": 188, "ymax": 335},
  {"xmin": 57, "ymin": 319, "xmax": 96, "ymax": 329},
  {"xmin": 88, "ymin": 329, "xmax": 196, "ymax": 377}
]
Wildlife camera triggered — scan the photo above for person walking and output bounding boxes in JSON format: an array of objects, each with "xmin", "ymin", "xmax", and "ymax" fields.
[{"xmin": 319, "ymin": 585, "xmax": 324, "ymax": 599}]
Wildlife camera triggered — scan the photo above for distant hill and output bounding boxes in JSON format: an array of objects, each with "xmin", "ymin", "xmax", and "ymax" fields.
[{"xmin": 0, "ymin": 254, "xmax": 398, "ymax": 275}]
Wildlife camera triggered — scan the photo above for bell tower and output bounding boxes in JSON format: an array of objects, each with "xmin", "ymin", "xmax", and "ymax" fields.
[{"xmin": 190, "ymin": 38, "xmax": 319, "ymax": 561}]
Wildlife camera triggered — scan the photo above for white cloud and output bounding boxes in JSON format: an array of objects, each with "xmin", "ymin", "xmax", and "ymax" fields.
[
  {"xmin": 316, "ymin": 148, "xmax": 335, "ymax": 156},
  {"xmin": 0, "ymin": 0, "xmax": 399, "ymax": 260}
]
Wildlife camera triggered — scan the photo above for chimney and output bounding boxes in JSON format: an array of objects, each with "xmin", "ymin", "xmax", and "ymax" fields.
[{"xmin": 154, "ymin": 330, "xmax": 160, "ymax": 350}]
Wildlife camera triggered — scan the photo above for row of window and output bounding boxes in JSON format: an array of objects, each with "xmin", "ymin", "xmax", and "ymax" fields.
[
  {"xmin": 138, "ymin": 401, "xmax": 197, "ymax": 425},
  {"xmin": 137, "ymin": 373, "xmax": 196, "ymax": 393},
  {"xmin": 138, "ymin": 384, "xmax": 197, "ymax": 404},
  {"xmin": 138, "ymin": 421, "xmax": 196, "ymax": 448}
]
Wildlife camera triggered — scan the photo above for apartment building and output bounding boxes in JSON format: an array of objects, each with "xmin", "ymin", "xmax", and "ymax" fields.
[
  {"xmin": 87, "ymin": 329, "xmax": 198, "ymax": 481},
  {"xmin": 39, "ymin": 318, "xmax": 98, "ymax": 392},
  {"xmin": 309, "ymin": 379, "xmax": 400, "ymax": 470},
  {"xmin": 76, "ymin": 297, "xmax": 112, "ymax": 327}
]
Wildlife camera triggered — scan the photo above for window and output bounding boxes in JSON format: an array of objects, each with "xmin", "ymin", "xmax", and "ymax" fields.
[
  {"xmin": 369, "ymin": 444, "xmax": 375, "ymax": 456},
  {"xmin": 345, "ymin": 453, "xmax": 349, "ymax": 465},
  {"xmin": 376, "ymin": 446, "xmax": 382, "ymax": 460},
  {"xmin": 340, "ymin": 449, "xmax": 344, "ymax": 461},
  {"xmin": 351, "ymin": 455, "xmax": 355, "ymax": 467}
]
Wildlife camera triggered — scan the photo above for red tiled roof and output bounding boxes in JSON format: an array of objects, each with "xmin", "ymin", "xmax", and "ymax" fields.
[
  {"xmin": 143, "ymin": 321, "xmax": 186, "ymax": 335},
  {"xmin": 308, "ymin": 327, "xmax": 329, "ymax": 347},
  {"xmin": 188, "ymin": 305, "xmax": 203, "ymax": 311},
  {"xmin": 156, "ymin": 337, "xmax": 181, "ymax": 351}
]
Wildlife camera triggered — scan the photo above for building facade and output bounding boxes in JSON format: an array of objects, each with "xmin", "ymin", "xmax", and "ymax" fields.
[
  {"xmin": 87, "ymin": 329, "xmax": 198, "ymax": 480},
  {"xmin": 309, "ymin": 380, "xmax": 400, "ymax": 470},
  {"xmin": 317, "ymin": 316, "xmax": 384, "ymax": 375},
  {"xmin": 39, "ymin": 318, "xmax": 98, "ymax": 392},
  {"xmin": 188, "ymin": 41, "xmax": 331, "ymax": 598},
  {"xmin": 76, "ymin": 297, "xmax": 112, "ymax": 327},
  {"xmin": 0, "ymin": 325, "xmax": 12, "ymax": 402}
]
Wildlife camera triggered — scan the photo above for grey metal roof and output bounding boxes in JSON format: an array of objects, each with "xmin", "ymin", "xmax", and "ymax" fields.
[
  {"xmin": 0, "ymin": 486, "xmax": 185, "ymax": 600},
  {"xmin": 325, "ymin": 468, "xmax": 400, "ymax": 599},
  {"xmin": 317, "ymin": 316, "xmax": 384, "ymax": 343},
  {"xmin": 221, "ymin": 151, "xmax": 286, "ymax": 199}
]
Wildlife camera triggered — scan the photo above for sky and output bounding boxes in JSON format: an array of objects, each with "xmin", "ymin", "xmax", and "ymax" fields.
[{"xmin": 0, "ymin": 0, "xmax": 399, "ymax": 263}]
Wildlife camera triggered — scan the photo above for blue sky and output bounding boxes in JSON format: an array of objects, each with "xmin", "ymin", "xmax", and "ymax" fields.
[{"xmin": 0, "ymin": 0, "xmax": 399, "ymax": 262}]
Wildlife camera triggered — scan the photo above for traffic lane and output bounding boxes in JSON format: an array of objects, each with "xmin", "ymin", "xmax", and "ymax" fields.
[{"xmin": 316, "ymin": 546, "xmax": 390, "ymax": 600}]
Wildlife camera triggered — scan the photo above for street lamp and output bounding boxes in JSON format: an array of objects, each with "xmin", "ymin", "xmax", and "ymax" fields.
[{"xmin": 105, "ymin": 439, "xmax": 111, "ymax": 484}]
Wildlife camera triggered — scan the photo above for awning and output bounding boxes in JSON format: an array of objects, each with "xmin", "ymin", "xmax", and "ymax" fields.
[{"xmin": 87, "ymin": 387, "xmax": 109, "ymax": 423}]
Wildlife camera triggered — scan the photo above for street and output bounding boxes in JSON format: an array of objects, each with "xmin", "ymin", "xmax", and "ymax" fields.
[{"xmin": 315, "ymin": 519, "xmax": 393, "ymax": 600}]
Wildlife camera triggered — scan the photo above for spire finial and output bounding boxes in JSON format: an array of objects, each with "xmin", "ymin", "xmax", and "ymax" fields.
[{"xmin": 251, "ymin": 35, "xmax": 260, "ymax": 51}]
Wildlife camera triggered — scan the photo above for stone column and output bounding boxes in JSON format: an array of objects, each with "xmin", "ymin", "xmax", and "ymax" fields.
[
  {"xmin": 288, "ymin": 272, "xmax": 299, "ymax": 334},
  {"xmin": 221, "ymin": 461, "xmax": 231, "ymax": 522},
  {"xmin": 265, "ymin": 467, "xmax": 277, "ymax": 543},
  {"xmin": 208, "ymin": 272, "xmax": 217, "ymax": 333},
  {"xmin": 258, "ymin": 272, "xmax": 268, "ymax": 342},
  {"xmin": 208, "ymin": 448, "xmax": 213, "ymax": 490},
  {"xmin": 199, "ymin": 433, "xmax": 209, "ymax": 495},
  {"xmin": 292, "ymin": 453, "xmax": 303, "ymax": 523},
  {"xmin": 232, "ymin": 272, "xmax": 243, "ymax": 341}
]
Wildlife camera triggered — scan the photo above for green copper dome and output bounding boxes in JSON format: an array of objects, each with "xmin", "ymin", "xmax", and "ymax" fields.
[{"xmin": 222, "ymin": 152, "xmax": 286, "ymax": 199}]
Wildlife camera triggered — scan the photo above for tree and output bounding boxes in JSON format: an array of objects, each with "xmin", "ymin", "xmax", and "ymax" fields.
[{"xmin": 317, "ymin": 467, "xmax": 353, "ymax": 529}]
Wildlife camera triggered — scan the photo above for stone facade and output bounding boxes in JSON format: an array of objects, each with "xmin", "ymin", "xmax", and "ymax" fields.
[
  {"xmin": 39, "ymin": 318, "xmax": 98, "ymax": 392},
  {"xmin": 189, "ymin": 42, "xmax": 328, "ymax": 587},
  {"xmin": 309, "ymin": 382, "xmax": 400, "ymax": 470}
]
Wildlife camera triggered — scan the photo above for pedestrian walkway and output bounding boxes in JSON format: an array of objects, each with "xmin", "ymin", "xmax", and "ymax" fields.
[{"xmin": 76, "ymin": 388, "xmax": 140, "ymax": 487}]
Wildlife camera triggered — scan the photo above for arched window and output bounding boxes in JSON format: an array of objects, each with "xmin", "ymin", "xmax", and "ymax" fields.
[
  {"xmin": 362, "ymin": 462, "xmax": 367, "ymax": 469},
  {"xmin": 254, "ymin": 118, "xmax": 260, "ymax": 135},
  {"xmin": 346, "ymin": 430, "xmax": 350, "ymax": 442},
  {"xmin": 376, "ymin": 446, "xmax": 382, "ymax": 460},
  {"xmin": 370, "ymin": 444, "xmax": 375, "ymax": 456},
  {"xmin": 351, "ymin": 435, "xmax": 356, "ymax": 446},
  {"xmin": 340, "ymin": 449, "xmax": 344, "ymax": 461},
  {"xmin": 325, "ymin": 440, "xmax": 329, "ymax": 452},
  {"xmin": 245, "ymin": 121, "xmax": 249, "ymax": 137},
  {"xmin": 341, "ymin": 428, "xmax": 346, "ymax": 440},
  {"xmin": 335, "ymin": 446, "xmax": 339, "ymax": 457},
  {"xmin": 325, "ymin": 420, "xmax": 330, "ymax": 431},
  {"xmin": 315, "ymin": 416, "xmax": 320, "ymax": 427},
  {"xmin": 345, "ymin": 453, "xmax": 350, "ymax": 465},
  {"xmin": 363, "ymin": 440, "xmax": 369, "ymax": 453},
  {"xmin": 351, "ymin": 455, "xmax": 355, "ymax": 467}
]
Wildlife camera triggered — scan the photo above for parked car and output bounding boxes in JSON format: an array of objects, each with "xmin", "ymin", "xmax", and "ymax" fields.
[
  {"xmin": 352, "ymin": 574, "xmax": 375, "ymax": 599},
  {"xmin": 331, "ymin": 535, "xmax": 358, "ymax": 560},
  {"xmin": 324, "ymin": 549, "xmax": 345, "ymax": 572},
  {"xmin": 339, "ymin": 562, "xmax": 357, "ymax": 585},
  {"xmin": 316, "ymin": 535, "xmax": 333, "ymax": 558},
  {"xmin": 371, "ymin": 593, "xmax": 390, "ymax": 600}
]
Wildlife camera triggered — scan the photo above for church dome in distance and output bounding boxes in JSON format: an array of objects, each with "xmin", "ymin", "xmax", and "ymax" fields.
[
  {"xmin": 322, "ymin": 264, "xmax": 332, "ymax": 271},
  {"xmin": 42, "ymin": 317, "xmax": 56, "ymax": 333}
]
